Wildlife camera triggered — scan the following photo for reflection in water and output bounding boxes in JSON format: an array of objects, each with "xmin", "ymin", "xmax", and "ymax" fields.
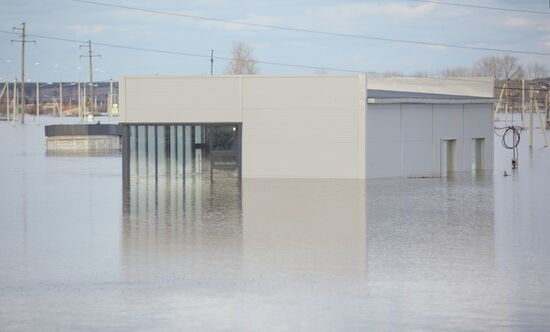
[
  {"xmin": 366, "ymin": 174, "xmax": 496, "ymax": 329},
  {"xmin": 122, "ymin": 176, "xmax": 243, "ymax": 285},
  {"xmin": 121, "ymin": 178, "xmax": 369, "ymax": 329},
  {"xmin": 242, "ymin": 179, "xmax": 367, "ymax": 291}
]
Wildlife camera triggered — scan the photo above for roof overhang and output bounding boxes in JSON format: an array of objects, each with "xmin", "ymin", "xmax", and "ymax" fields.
[{"xmin": 367, "ymin": 97, "xmax": 494, "ymax": 104}]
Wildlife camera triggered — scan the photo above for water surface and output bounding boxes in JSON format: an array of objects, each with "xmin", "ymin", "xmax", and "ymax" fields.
[{"xmin": 1, "ymin": 116, "xmax": 549, "ymax": 331}]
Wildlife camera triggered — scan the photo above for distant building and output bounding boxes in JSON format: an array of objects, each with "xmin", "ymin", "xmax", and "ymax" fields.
[{"xmin": 119, "ymin": 75, "xmax": 493, "ymax": 180}]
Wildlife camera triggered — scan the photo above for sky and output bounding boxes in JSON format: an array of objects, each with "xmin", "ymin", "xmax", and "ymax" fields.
[{"xmin": 0, "ymin": 0, "xmax": 549, "ymax": 82}]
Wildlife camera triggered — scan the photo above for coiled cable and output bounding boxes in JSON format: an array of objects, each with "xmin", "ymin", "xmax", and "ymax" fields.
[{"xmin": 501, "ymin": 126, "xmax": 522, "ymax": 149}]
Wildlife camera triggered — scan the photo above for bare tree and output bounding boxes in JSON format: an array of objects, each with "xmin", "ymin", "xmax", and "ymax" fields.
[
  {"xmin": 527, "ymin": 61, "xmax": 549, "ymax": 79},
  {"xmin": 440, "ymin": 66, "xmax": 471, "ymax": 77},
  {"xmin": 378, "ymin": 71, "xmax": 404, "ymax": 77},
  {"xmin": 473, "ymin": 56, "xmax": 503, "ymax": 80},
  {"xmin": 413, "ymin": 71, "xmax": 431, "ymax": 77},
  {"xmin": 501, "ymin": 55, "xmax": 524, "ymax": 79},
  {"xmin": 225, "ymin": 42, "xmax": 258, "ymax": 75},
  {"xmin": 473, "ymin": 55, "xmax": 523, "ymax": 80}
]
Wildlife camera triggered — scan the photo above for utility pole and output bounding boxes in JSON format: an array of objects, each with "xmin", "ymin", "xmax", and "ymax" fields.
[
  {"xmin": 521, "ymin": 79, "xmax": 525, "ymax": 128},
  {"xmin": 504, "ymin": 78, "xmax": 513, "ymax": 127},
  {"xmin": 546, "ymin": 91, "xmax": 550, "ymax": 130},
  {"xmin": 534, "ymin": 89, "xmax": 548, "ymax": 147},
  {"xmin": 11, "ymin": 22, "xmax": 35, "ymax": 124},
  {"xmin": 210, "ymin": 49, "xmax": 214, "ymax": 75},
  {"xmin": 80, "ymin": 40, "xmax": 100, "ymax": 115}
]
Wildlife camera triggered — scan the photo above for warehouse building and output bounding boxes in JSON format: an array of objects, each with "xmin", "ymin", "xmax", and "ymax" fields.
[{"xmin": 119, "ymin": 75, "xmax": 493, "ymax": 180}]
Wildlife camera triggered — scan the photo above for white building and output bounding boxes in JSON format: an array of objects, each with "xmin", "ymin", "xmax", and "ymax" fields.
[{"xmin": 119, "ymin": 75, "xmax": 493, "ymax": 180}]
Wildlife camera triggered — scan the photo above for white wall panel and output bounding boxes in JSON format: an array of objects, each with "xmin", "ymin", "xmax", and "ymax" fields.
[
  {"xmin": 243, "ymin": 76, "xmax": 362, "ymax": 110},
  {"xmin": 121, "ymin": 76, "xmax": 242, "ymax": 123},
  {"xmin": 242, "ymin": 75, "xmax": 366, "ymax": 178}
]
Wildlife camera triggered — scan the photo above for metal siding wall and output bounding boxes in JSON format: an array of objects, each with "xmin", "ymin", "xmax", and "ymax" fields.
[
  {"xmin": 464, "ymin": 104, "xmax": 494, "ymax": 170},
  {"xmin": 366, "ymin": 102, "xmax": 492, "ymax": 178},
  {"xmin": 366, "ymin": 104, "xmax": 401, "ymax": 178},
  {"xmin": 433, "ymin": 104, "xmax": 465, "ymax": 173},
  {"xmin": 402, "ymin": 104, "xmax": 433, "ymax": 177}
]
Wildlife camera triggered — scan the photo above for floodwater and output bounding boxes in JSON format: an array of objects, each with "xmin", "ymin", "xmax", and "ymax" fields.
[{"xmin": 1, "ymin": 116, "xmax": 550, "ymax": 331}]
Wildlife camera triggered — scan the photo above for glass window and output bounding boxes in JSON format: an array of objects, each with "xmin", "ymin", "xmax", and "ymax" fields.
[
  {"xmin": 147, "ymin": 126, "xmax": 155, "ymax": 177},
  {"xmin": 157, "ymin": 126, "xmax": 165, "ymax": 177},
  {"xmin": 137, "ymin": 126, "xmax": 147, "ymax": 178},
  {"xmin": 129, "ymin": 125, "xmax": 137, "ymax": 177}
]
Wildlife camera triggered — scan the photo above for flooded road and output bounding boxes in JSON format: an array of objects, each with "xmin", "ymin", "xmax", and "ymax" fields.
[{"xmin": 1, "ymin": 116, "xmax": 549, "ymax": 330}]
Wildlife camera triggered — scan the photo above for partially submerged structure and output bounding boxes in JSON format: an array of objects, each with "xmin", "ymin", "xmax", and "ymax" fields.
[
  {"xmin": 45, "ymin": 124, "xmax": 121, "ymax": 153},
  {"xmin": 119, "ymin": 75, "xmax": 493, "ymax": 180}
]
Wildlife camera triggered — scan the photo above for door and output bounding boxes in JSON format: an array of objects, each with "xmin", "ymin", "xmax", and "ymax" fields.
[
  {"xmin": 209, "ymin": 124, "xmax": 241, "ymax": 180},
  {"xmin": 440, "ymin": 139, "xmax": 456, "ymax": 177}
]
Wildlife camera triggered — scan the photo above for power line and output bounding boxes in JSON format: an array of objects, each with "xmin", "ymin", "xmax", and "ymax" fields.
[
  {"xmin": 1, "ymin": 29, "xmax": 548, "ymax": 90},
  {"xmin": 71, "ymin": 0, "xmax": 550, "ymax": 57},
  {"xmin": 0, "ymin": 29, "xmax": 362, "ymax": 73},
  {"xmin": 408, "ymin": 0, "xmax": 550, "ymax": 15}
]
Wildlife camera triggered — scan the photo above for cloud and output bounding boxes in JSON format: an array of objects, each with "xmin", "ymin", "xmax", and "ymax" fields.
[
  {"xmin": 67, "ymin": 24, "xmax": 108, "ymax": 37},
  {"xmin": 499, "ymin": 15, "xmax": 550, "ymax": 32},
  {"xmin": 503, "ymin": 17, "xmax": 531, "ymax": 28},
  {"xmin": 196, "ymin": 13, "xmax": 279, "ymax": 31},
  {"xmin": 426, "ymin": 45, "xmax": 447, "ymax": 51},
  {"xmin": 315, "ymin": 2, "xmax": 436, "ymax": 20}
]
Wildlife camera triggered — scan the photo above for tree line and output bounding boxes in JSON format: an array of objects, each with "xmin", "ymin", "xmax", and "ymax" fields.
[{"xmin": 224, "ymin": 42, "xmax": 548, "ymax": 81}]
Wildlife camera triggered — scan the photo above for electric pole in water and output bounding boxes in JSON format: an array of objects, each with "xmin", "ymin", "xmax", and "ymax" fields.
[
  {"xmin": 80, "ymin": 40, "xmax": 100, "ymax": 115},
  {"xmin": 210, "ymin": 49, "xmax": 214, "ymax": 75},
  {"xmin": 11, "ymin": 22, "xmax": 35, "ymax": 124}
]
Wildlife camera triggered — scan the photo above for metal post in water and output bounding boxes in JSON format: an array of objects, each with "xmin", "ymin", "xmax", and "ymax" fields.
[
  {"xmin": 534, "ymin": 91, "xmax": 548, "ymax": 147},
  {"xmin": 522, "ymin": 79, "xmax": 525, "ymax": 128},
  {"xmin": 545, "ymin": 91, "xmax": 550, "ymax": 129},
  {"xmin": 504, "ymin": 78, "xmax": 510, "ymax": 127}
]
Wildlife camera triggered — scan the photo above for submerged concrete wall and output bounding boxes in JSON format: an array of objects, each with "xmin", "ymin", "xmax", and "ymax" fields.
[{"xmin": 46, "ymin": 135, "xmax": 121, "ymax": 152}]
